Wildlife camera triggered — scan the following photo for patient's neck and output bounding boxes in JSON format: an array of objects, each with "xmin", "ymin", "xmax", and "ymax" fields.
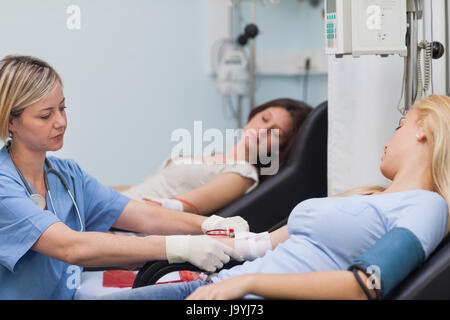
[{"xmin": 384, "ymin": 164, "xmax": 434, "ymax": 194}]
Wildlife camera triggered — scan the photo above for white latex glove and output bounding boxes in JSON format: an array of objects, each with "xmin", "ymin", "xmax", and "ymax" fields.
[
  {"xmin": 165, "ymin": 235, "xmax": 244, "ymax": 272},
  {"xmin": 142, "ymin": 197, "xmax": 184, "ymax": 211},
  {"xmin": 201, "ymin": 215, "xmax": 249, "ymax": 234},
  {"xmin": 234, "ymin": 231, "xmax": 272, "ymax": 261}
]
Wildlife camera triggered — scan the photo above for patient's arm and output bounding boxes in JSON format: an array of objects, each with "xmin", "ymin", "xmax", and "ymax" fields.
[
  {"xmin": 110, "ymin": 186, "xmax": 131, "ymax": 192},
  {"xmin": 269, "ymin": 225, "xmax": 289, "ymax": 249},
  {"xmin": 176, "ymin": 172, "xmax": 255, "ymax": 215},
  {"xmin": 212, "ymin": 225, "xmax": 290, "ymax": 251},
  {"xmin": 186, "ymin": 270, "xmax": 376, "ymax": 300}
]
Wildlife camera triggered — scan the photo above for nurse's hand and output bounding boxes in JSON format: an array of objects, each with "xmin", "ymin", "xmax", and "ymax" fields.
[
  {"xmin": 165, "ymin": 235, "xmax": 244, "ymax": 273},
  {"xmin": 186, "ymin": 275, "xmax": 253, "ymax": 300}
]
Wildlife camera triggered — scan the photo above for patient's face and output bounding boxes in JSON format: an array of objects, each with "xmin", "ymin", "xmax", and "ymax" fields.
[
  {"xmin": 380, "ymin": 109, "xmax": 424, "ymax": 180},
  {"xmin": 242, "ymin": 107, "xmax": 294, "ymax": 153}
]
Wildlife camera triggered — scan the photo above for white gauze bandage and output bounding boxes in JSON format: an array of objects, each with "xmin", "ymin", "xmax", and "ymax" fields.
[
  {"xmin": 142, "ymin": 198, "xmax": 184, "ymax": 212},
  {"xmin": 234, "ymin": 232, "xmax": 272, "ymax": 261}
]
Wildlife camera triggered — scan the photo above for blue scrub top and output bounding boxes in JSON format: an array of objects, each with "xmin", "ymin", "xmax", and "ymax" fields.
[{"xmin": 0, "ymin": 146, "xmax": 131, "ymax": 299}]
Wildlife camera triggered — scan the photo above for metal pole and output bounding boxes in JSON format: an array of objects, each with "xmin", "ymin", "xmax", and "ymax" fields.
[
  {"xmin": 405, "ymin": 12, "xmax": 418, "ymax": 111},
  {"xmin": 248, "ymin": 0, "xmax": 256, "ymax": 110},
  {"xmin": 446, "ymin": 0, "xmax": 450, "ymax": 95},
  {"xmin": 405, "ymin": 0, "xmax": 423, "ymax": 111},
  {"xmin": 237, "ymin": 95, "xmax": 243, "ymax": 128},
  {"xmin": 405, "ymin": 0, "xmax": 421, "ymax": 111}
]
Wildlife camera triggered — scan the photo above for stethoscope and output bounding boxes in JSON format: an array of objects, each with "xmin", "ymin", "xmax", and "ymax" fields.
[{"xmin": 7, "ymin": 141, "xmax": 84, "ymax": 232}]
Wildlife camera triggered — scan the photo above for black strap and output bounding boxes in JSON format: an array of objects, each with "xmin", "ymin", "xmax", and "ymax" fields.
[{"xmin": 349, "ymin": 265, "xmax": 381, "ymax": 300}]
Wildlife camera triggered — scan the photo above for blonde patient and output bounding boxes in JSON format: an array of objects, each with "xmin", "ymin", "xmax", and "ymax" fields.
[
  {"xmin": 97, "ymin": 94, "xmax": 449, "ymax": 300},
  {"xmin": 186, "ymin": 94, "xmax": 450, "ymax": 300}
]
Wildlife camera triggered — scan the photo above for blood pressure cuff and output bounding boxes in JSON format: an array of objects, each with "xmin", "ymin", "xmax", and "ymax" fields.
[{"xmin": 348, "ymin": 227, "xmax": 425, "ymax": 299}]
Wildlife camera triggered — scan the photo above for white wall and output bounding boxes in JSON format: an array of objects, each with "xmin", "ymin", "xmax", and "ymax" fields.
[
  {"xmin": 0, "ymin": 0, "xmax": 239, "ymax": 186},
  {"xmin": 0, "ymin": 0, "xmax": 328, "ymax": 186}
]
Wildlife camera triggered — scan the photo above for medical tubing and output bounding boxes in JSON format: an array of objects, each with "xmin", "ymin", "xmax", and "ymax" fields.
[
  {"xmin": 205, "ymin": 227, "xmax": 235, "ymax": 238},
  {"xmin": 47, "ymin": 189, "xmax": 57, "ymax": 218},
  {"xmin": 142, "ymin": 197, "xmax": 162, "ymax": 206},
  {"xmin": 6, "ymin": 142, "xmax": 33, "ymax": 194},
  {"xmin": 415, "ymin": 41, "xmax": 432, "ymax": 104},
  {"xmin": 169, "ymin": 197, "xmax": 200, "ymax": 215},
  {"xmin": 44, "ymin": 168, "xmax": 84, "ymax": 232},
  {"xmin": 67, "ymin": 189, "xmax": 84, "ymax": 232},
  {"xmin": 397, "ymin": 57, "xmax": 408, "ymax": 115}
]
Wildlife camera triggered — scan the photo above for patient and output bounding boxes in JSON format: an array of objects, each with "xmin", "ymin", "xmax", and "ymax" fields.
[
  {"xmin": 99, "ymin": 94, "xmax": 450, "ymax": 300},
  {"xmin": 114, "ymin": 99, "xmax": 312, "ymax": 216}
]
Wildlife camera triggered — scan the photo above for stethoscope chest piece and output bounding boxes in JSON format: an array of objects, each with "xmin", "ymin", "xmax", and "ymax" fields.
[
  {"xmin": 7, "ymin": 140, "xmax": 84, "ymax": 232},
  {"xmin": 31, "ymin": 194, "xmax": 46, "ymax": 210}
]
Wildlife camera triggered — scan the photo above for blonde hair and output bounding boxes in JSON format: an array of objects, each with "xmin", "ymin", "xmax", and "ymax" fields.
[
  {"xmin": 414, "ymin": 95, "xmax": 450, "ymax": 214},
  {"xmin": 336, "ymin": 94, "xmax": 450, "ymax": 232},
  {"xmin": 0, "ymin": 55, "xmax": 62, "ymax": 142},
  {"xmin": 335, "ymin": 185, "xmax": 386, "ymax": 197}
]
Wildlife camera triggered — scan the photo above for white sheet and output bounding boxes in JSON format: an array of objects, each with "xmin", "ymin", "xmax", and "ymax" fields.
[{"xmin": 74, "ymin": 271, "xmax": 131, "ymax": 300}]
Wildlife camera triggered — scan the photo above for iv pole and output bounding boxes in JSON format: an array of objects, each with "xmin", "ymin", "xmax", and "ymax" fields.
[
  {"xmin": 404, "ymin": 0, "xmax": 423, "ymax": 112},
  {"xmin": 248, "ymin": 0, "xmax": 257, "ymax": 110}
]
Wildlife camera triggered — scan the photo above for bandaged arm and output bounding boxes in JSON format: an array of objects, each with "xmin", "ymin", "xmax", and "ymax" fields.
[
  {"xmin": 348, "ymin": 227, "xmax": 425, "ymax": 299},
  {"xmin": 233, "ymin": 226, "xmax": 289, "ymax": 261},
  {"xmin": 213, "ymin": 226, "xmax": 289, "ymax": 261}
]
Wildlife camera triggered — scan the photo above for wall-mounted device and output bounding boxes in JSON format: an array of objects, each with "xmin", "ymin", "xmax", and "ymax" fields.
[{"xmin": 325, "ymin": 0, "xmax": 407, "ymax": 57}]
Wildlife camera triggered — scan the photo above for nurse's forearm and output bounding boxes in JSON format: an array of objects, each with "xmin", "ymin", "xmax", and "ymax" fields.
[
  {"xmin": 33, "ymin": 222, "xmax": 168, "ymax": 268},
  {"xmin": 112, "ymin": 200, "xmax": 206, "ymax": 236},
  {"xmin": 68, "ymin": 232, "xmax": 167, "ymax": 267}
]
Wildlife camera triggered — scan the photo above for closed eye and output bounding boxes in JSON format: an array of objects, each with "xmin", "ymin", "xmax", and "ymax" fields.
[{"xmin": 39, "ymin": 106, "xmax": 67, "ymax": 120}]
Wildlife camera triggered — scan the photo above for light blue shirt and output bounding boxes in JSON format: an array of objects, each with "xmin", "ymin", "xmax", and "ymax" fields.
[
  {"xmin": 0, "ymin": 146, "xmax": 130, "ymax": 299},
  {"xmin": 214, "ymin": 190, "xmax": 448, "ymax": 282}
]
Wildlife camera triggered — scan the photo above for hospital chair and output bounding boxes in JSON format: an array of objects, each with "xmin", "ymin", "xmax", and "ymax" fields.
[
  {"xmin": 386, "ymin": 233, "xmax": 450, "ymax": 300},
  {"xmin": 78, "ymin": 102, "xmax": 328, "ymax": 297},
  {"xmin": 132, "ymin": 223, "xmax": 450, "ymax": 300},
  {"xmin": 132, "ymin": 218, "xmax": 287, "ymax": 289},
  {"xmin": 129, "ymin": 101, "xmax": 329, "ymax": 289},
  {"xmin": 213, "ymin": 101, "xmax": 329, "ymax": 233}
]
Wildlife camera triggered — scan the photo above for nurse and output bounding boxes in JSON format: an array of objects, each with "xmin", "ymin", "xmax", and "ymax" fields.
[{"xmin": 0, "ymin": 55, "xmax": 245, "ymax": 299}]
